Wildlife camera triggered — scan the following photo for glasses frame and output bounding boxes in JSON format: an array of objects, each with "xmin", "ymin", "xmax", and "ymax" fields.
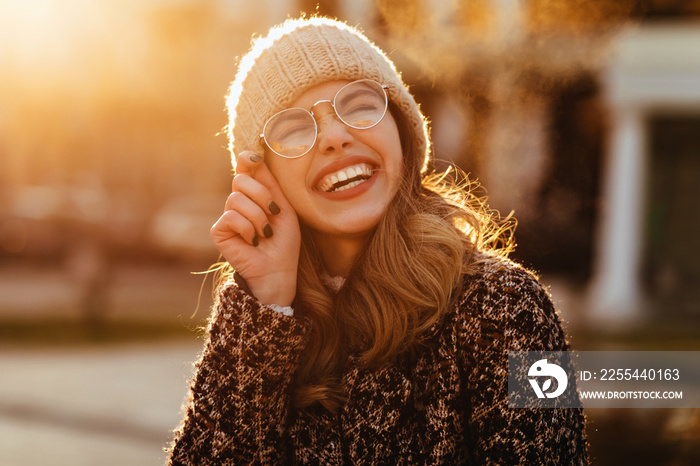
[{"xmin": 259, "ymin": 79, "xmax": 389, "ymax": 159}]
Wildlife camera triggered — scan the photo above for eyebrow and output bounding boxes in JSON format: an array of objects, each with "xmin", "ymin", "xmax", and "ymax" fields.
[
  {"xmin": 275, "ymin": 111, "xmax": 312, "ymax": 124},
  {"xmin": 336, "ymin": 87, "xmax": 377, "ymax": 109}
]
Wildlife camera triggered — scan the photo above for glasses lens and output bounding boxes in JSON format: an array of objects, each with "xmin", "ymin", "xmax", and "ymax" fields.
[
  {"xmin": 335, "ymin": 80, "xmax": 388, "ymax": 129},
  {"xmin": 263, "ymin": 108, "xmax": 316, "ymax": 158}
]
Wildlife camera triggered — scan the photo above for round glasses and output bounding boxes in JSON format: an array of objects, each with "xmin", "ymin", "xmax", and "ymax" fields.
[{"xmin": 260, "ymin": 79, "xmax": 389, "ymax": 158}]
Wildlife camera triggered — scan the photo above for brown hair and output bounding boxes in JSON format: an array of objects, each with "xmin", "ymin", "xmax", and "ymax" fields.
[{"xmin": 288, "ymin": 103, "xmax": 515, "ymax": 411}]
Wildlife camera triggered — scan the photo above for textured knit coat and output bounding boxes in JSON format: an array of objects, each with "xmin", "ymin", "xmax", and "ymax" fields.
[{"xmin": 168, "ymin": 255, "xmax": 588, "ymax": 465}]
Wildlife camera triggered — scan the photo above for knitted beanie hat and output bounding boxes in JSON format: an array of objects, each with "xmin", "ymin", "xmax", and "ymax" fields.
[{"xmin": 226, "ymin": 16, "xmax": 430, "ymax": 174}]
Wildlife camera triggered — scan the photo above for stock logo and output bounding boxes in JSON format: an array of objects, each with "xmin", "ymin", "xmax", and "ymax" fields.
[{"xmin": 528, "ymin": 359, "xmax": 568, "ymax": 399}]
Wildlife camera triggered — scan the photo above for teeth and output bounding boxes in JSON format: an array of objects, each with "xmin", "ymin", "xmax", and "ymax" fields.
[
  {"xmin": 318, "ymin": 163, "xmax": 374, "ymax": 193},
  {"xmin": 334, "ymin": 180, "xmax": 363, "ymax": 192}
]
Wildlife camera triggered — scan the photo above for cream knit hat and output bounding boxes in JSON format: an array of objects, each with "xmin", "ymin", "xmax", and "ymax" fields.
[{"xmin": 226, "ymin": 16, "xmax": 430, "ymax": 174}]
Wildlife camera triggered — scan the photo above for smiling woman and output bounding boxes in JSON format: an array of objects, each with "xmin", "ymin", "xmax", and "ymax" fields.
[{"xmin": 168, "ymin": 16, "xmax": 588, "ymax": 465}]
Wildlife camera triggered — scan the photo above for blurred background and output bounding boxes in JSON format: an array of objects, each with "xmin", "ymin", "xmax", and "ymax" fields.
[{"xmin": 1, "ymin": 0, "xmax": 698, "ymax": 464}]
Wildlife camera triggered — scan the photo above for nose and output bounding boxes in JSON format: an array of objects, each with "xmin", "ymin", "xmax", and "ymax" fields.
[{"xmin": 313, "ymin": 106, "xmax": 354, "ymax": 154}]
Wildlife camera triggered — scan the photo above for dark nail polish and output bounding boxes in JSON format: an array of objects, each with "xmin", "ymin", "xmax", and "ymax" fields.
[
  {"xmin": 263, "ymin": 224, "xmax": 273, "ymax": 238},
  {"xmin": 252, "ymin": 234, "xmax": 259, "ymax": 247},
  {"xmin": 250, "ymin": 153, "xmax": 262, "ymax": 163},
  {"xmin": 268, "ymin": 201, "xmax": 281, "ymax": 215}
]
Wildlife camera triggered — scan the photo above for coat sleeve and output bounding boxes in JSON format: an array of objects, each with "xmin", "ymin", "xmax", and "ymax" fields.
[
  {"xmin": 459, "ymin": 262, "xmax": 588, "ymax": 465},
  {"xmin": 167, "ymin": 280, "xmax": 311, "ymax": 465}
]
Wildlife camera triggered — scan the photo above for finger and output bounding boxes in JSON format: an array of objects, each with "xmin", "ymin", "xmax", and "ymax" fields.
[
  {"xmin": 232, "ymin": 173, "xmax": 280, "ymax": 216},
  {"xmin": 235, "ymin": 151, "xmax": 292, "ymax": 214},
  {"xmin": 246, "ymin": 160, "xmax": 292, "ymax": 208},
  {"xmin": 224, "ymin": 192, "xmax": 274, "ymax": 239},
  {"xmin": 210, "ymin": 209, "xmax": 258, "ymax": 247},
  {"xmin": 234, "ymin": 151, "xmax": 264, "ymax": 177}
]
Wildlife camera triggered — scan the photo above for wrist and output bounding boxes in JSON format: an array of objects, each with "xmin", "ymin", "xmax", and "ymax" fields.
[{"xmin": 246, "ymin": 272, "xmax": 297, "ymax": 307}]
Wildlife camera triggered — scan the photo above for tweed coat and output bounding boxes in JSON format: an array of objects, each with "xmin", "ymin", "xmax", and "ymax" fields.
[{"xmin": 168, "ymin": 255, "xmax": 588, "ymax": 465}]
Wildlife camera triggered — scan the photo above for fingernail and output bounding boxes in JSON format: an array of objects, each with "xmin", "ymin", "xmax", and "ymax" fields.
[
  {"xmin": 263, "ymin": 224, "xmax": 273, "ymax": 238},
  {"xmin": 268, "ymin": 201, "xmax": 280, "ymax": 215},
  {"xmin": 250, "ymin": 153, "xmax": 262, "ymax": 163},
  {"xmin": 252, "ymin": 234, "xmax": 259, "ymax": 247}
]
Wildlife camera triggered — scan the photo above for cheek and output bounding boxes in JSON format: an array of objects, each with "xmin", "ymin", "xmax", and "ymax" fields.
[
  {"xmin": 266, "ymin": 159, "xmax": 307, "ymax": 203},
  {"xmin": 387, "ymin": 139, "xmax": 405, "ymax": 184},
  {"xmin": 377, "ymin": 118, "xmax": 404, "ymax": 178}
]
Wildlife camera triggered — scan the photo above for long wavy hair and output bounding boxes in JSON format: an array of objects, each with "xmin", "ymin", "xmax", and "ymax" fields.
[
  {"xmin": 288, "ymin": 102, "xmax": 514, "ymax": 411},
  {"xmin": 213, "ymin": 102, "xmax": 515, "ymax": 412}
]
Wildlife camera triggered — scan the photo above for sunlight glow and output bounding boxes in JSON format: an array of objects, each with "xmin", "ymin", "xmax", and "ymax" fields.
[{"xmin": 0, "ymin": 0, "xmax": 152, "ymax": 92}]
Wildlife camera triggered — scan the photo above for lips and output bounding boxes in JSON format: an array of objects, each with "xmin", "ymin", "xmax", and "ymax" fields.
[
  {"xmin": 313, "ymin": 156, "xmax": 378, "ymax": 193},
  {"xmin": 317, "ymin": 163, "xmax": 375, "ymax": 192}
]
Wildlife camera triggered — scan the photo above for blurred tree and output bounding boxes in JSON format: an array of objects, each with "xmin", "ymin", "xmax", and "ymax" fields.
[
  {"xmin": 298, "ymin": 0, "xmax": 339, "ymax": 17},
  {"xmin": 526, "ymin": 0, "xmax": 640, "ymax": 32},
  {"xmin": 376, "ymin": 0, "xmax": 426, "ymax": 36},
  {"xmin": 640, "ymin": 0, "xmax": 700, "ymax": 19}
]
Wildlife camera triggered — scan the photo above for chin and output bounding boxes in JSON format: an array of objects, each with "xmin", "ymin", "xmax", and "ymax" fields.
[{"xmin": 334, "ymin": 213, "xmax": 385, "ymax": 236}]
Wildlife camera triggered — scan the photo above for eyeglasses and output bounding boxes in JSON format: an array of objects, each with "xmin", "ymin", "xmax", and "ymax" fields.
[{"xmin": 259, "ymin": 79, "xmax": 389, "ymax": 158}]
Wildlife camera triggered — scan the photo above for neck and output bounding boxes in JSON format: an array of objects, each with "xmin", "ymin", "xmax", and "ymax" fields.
[{"xmin": 314, "ymin": 232, "xmax": 370, "ymax": 277}]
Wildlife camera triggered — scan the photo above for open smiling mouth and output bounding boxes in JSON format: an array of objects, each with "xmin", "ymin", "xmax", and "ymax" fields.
[{"xmin": 317, "ymin": 163, "xmax": 376, "ymax": 193}]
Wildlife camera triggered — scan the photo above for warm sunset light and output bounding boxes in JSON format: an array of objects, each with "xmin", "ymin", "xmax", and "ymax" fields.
[
  {"xmin": 1, "ymin": 1, "xmax": 150, "ymax": 89},
  {"xmin": 1, "ymin": 0, "xmax": 158, "ymax": 181},
  {"xmin": 0, "ymin": 0, "xmax": 275, "ymax": 263},
  {"xmin": 1, "ymin": 3, "xmax": 699, "ymax": 463}
]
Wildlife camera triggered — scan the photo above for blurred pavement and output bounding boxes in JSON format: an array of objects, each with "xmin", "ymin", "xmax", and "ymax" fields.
[{"xmin": 0, "ymin": 341, "xmax": 202, "ymax": 466}]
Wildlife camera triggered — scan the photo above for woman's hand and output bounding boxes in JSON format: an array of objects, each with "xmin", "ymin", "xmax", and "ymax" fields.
[{"xmin": 210, "ymin": 151, "xmax": 301, "ymax": 306}]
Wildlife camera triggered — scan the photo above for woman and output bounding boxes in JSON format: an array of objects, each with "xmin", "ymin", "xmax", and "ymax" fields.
[{"xmin": 168, "ymin": 16, "xmax": 588, "ymax": 465}]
